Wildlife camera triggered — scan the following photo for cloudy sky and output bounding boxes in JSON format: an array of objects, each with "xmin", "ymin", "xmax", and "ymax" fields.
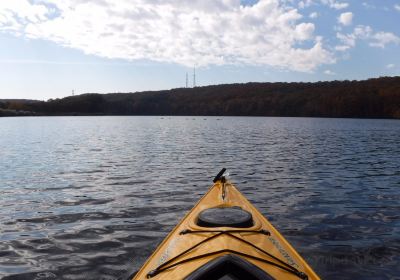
[{"xmin": 0, "ymin": 0, "xmax": 399, "ymax": 100}]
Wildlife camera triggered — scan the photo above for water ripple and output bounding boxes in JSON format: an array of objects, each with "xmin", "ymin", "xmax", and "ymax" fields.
[{"xmin": 0, "ymin": 116, "xmax": 399, "ymax": 279}]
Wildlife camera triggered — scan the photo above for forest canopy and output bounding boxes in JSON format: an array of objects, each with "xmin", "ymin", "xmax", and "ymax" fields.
[{"xmin": 1, "ymin": 77, "xmax": 400, "ymax": 119}]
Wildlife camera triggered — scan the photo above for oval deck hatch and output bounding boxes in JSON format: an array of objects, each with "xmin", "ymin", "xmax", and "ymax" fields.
[{"xmin": 197, "ymin": 207, "xmax": 253, "ymax": 228}]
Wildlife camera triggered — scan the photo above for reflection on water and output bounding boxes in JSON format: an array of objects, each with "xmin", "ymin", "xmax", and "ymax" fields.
[{"xmin": 0, "ymin": 116, "xmax": 399, "ymax": 279}]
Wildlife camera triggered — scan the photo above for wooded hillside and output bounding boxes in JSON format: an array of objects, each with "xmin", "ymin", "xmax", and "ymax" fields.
[{"xmin": 1, "ymin": 77, "xmax": 399, "ymax": 118}]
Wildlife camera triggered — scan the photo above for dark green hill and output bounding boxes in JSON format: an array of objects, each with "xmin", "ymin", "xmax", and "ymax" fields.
[{"xmin": 2, "ymin": 77, "xmax": 400, "ymax": 118}]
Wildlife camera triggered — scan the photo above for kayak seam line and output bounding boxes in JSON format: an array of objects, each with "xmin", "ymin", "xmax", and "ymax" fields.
[
  {"xmin": 147, "ymin": 249, "xmax": 308, "ymax": 279},
  {"xmin": 147, "ymin": 231, "xmax": 225, "ymax": 276},
  {"xmin": 225, "ymin": 232, "xmax": 302, "ymax": 274},
  {"xmin": 146, "ymin": 230, "xmax": 307, "ymax": 280},
  {"xmin": 181, "ymin": 230, "xmax": 300, "ymax": 273}
]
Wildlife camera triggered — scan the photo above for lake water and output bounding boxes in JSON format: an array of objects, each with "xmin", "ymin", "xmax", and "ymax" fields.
[{"xmin": 0, "ymin": 116, "xmax": 399, "ymax": 280}]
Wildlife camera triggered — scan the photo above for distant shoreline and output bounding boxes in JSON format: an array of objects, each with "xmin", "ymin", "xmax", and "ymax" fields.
[
  {"xmin": 1, "ymin": 114, "xmax": 400, "ymax": 121},
  {"xmin": 1, "ymin": 77, "xmax": 399, "ymax": 119}
]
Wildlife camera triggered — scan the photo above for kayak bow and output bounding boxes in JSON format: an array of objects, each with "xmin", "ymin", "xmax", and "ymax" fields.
[{"xmin": 132, "ymin": 169, "xmax": 320, "ymax": 280}]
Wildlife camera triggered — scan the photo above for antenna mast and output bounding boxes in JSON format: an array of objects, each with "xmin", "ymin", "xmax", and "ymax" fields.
[
  {"xmin": 193, "ymin": 65, "xmax": 196, "ymax": 88},
  {"xmin": 186, "ymin": 72, "xmax": 188, "ymax": 88}
]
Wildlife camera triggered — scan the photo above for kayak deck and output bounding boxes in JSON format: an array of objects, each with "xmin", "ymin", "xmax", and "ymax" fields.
[{"xmin": 132, "ymin": 177, "xmax": 319, "ymax": 280}]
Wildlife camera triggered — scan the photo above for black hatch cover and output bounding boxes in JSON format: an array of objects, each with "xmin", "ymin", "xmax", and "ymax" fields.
[{"xmin": 197, "ymin": 207, "xmax": 253, "ymax": 228}]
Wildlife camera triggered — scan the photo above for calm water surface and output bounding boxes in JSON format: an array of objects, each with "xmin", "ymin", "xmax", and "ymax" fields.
[{"xmin": 0, "ymin": 116, "xmax": 399, "ymax": 280}]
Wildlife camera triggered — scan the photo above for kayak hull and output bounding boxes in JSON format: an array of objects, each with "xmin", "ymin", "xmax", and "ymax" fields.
[{"xmin": 132, "ymin": 180, "xmax": 320, "ymax": 280}]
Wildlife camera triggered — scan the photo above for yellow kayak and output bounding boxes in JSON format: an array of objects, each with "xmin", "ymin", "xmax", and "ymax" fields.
[{"xmin": 132, "ymin": 169, "xmax": 320, "ymax": 280}]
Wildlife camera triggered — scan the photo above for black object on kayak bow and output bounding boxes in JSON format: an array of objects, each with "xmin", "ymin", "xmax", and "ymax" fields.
[{"xmin": 213, "ymin": 168, "xmax": 226, "ymax": 183}]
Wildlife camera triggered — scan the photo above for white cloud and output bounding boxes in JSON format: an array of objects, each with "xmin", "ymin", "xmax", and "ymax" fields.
[
  {"xmin": 338, "ymin": 12, "xmax": 353, "ymax": 26},
  {"xmin": 300, "ymin": 0, "xmax": 349, "ymax": 9},
  {"xmin": 321, "ymin": 0, "xmax": 349, "ymax": 10},
  {"xmin": 335, "ymin": 27, "xmax": 358, "ymax": 51},
  {"xmin": 386, "ymin": 64, "xmax": 395, "ymax": 69},
  {"xmin": 295, "ymin": 22, "xmax": 315, "ymax": 40},
  {"xmin": 0, "ymin": 0, "xmax": 335, "ymax": 72},
  {"xmin": 309, "ymin": 12, "xmax": 319, "ymax": 18},
  {"xmin": 336, "ymin": 25, "xmax": 400, "ymax": 50},
  {"xmin": 298, "ymin": 0, "xmax": 313, "ymax": 9},
  {"xmin": 395, "ymin": 4, "xmax": 400, "ymax": 11},
  {"xmin": 335, "ymin": 45, "xmax": 350, "ymax": 51},
  {"xmin": 369, "ymin": 31, "xmax": 400, "ymax": 48},
  {"xmin": 324, "ymin": 69, "xmax": 336, "ymax": 75},
  {"xmin": 362, "ymin": 2, "xmax": 375, "ymax": 9},
  {"xmin": 353, "ymin": 25, "xmax": 373, "ymax": 38},
  {"xmin": 0, "ymin": 1, "xmax": 49, "ymax": 23}
]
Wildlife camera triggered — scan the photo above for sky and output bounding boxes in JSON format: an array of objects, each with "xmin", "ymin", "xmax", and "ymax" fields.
[{"xmin": 0, "ymin": 0, "xmax": 399, "ymax": 100}]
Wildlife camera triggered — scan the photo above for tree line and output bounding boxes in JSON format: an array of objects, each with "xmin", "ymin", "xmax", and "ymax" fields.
[{"xmin": 1, "ymin": 76, "xmax": 399, "ymax": 118}]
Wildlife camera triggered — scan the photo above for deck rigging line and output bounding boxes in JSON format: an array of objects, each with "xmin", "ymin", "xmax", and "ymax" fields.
[{"xmin": 146, "ymin": 229, "xmax": 308, "ymax": 279}]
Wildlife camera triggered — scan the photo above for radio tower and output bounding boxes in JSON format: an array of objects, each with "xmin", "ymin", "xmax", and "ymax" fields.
[
  {"xmin": 186, "ymin": 72, "xmax": 188, "ymax": 88},
  {"xmin": 193, "ymin": 65, "xmax": 196, "ymax": 88}
]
